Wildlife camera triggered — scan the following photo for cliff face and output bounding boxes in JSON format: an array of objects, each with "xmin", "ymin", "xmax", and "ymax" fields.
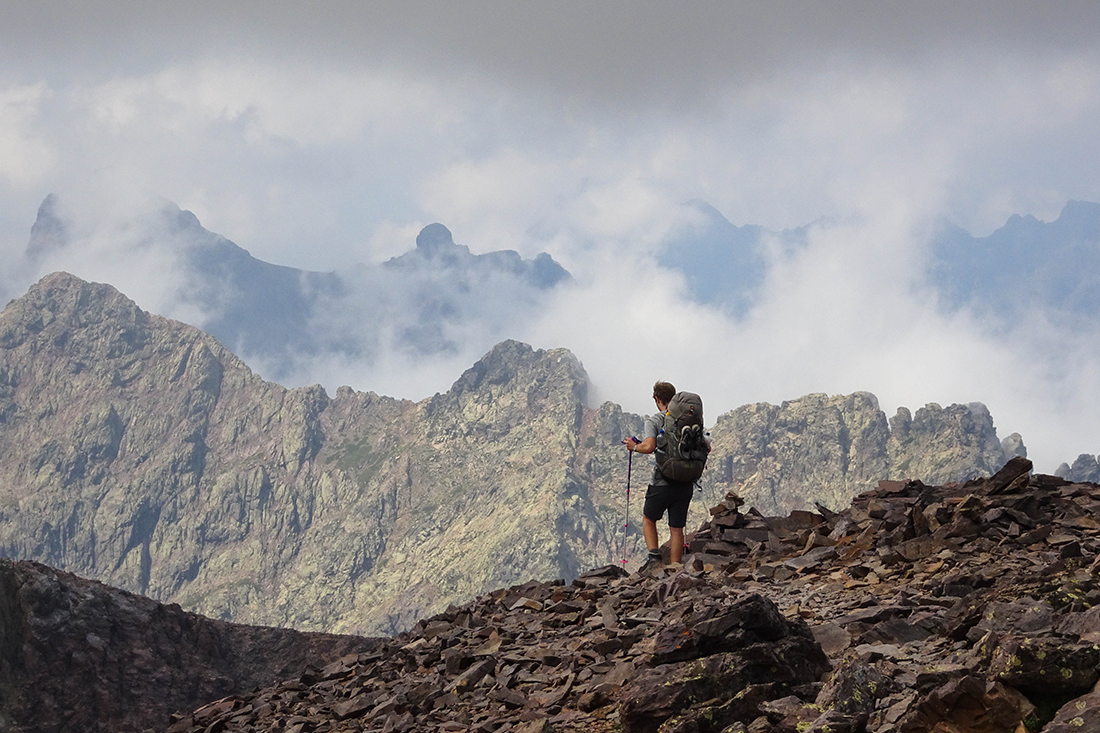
[
  {"xmin": 701, "ymin": 392, "xmax": 1021, "ymax": 517},
  {"xmin": 0, "ymin": 274, "xmax": 621, "ymax": 635},
  {"xmin": 0, "ymin": 273, "xmax": 1024, "ymax": 634}
]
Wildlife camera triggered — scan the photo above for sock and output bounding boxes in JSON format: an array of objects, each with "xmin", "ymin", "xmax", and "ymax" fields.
[{"xmin": 647, "ymin": 549, "xmax": 661, "ymax": 560}]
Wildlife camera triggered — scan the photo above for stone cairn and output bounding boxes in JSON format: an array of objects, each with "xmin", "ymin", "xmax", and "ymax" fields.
[{"xmin": 164, "ymin": 457, "xmax": 1100, "ymax": 733}]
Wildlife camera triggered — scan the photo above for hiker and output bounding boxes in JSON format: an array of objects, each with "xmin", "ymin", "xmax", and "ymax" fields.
[{"xmin": 624, "ymin": 381, "xmax": 700, "ymax": 567}]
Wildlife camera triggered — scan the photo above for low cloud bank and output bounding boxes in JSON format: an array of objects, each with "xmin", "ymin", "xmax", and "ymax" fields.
[{"xmin": 9, "ymin": 194, "xmax": 1099, "ymax": 474}]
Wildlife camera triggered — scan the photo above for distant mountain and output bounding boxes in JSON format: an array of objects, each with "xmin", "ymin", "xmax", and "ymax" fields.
[
  {"xmin": 1057, "ymin": 453, "xmax": 1100, "ymax": 483},
  {"xmin": 22, "ymin": 195, "xmax": 571, "ymax": 384},
  {"xmin": 22, "ymin": 195, "xmax": 1100, "ymax": 387},
  {"xmin": 704, "ymin": 392, "xmax": 1025, "ymax": 517},
  {"xmin": 0, "ymin": 274, "xmax": 1026, "ymax": 636},
  {"xmin": 930, "ymin": 200, "xmax": 1100, "ymax": 324},
  {"xmin": 657, "ymin": 200, "xmax": 809, "ymax": 315},
  {"xmin": 656, "ymin": 198, "xmax": 1100, "ymax": 328}
]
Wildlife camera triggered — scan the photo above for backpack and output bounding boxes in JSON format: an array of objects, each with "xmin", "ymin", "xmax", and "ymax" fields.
[{"xmin": 657, "ymin": 391, "xmax": 709, "ymax": 483}]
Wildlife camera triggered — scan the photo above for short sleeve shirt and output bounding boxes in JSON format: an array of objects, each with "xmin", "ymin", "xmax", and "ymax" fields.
[{"xmin": 643, "ymin": 412, "xmax": 670, "ymax": 486}]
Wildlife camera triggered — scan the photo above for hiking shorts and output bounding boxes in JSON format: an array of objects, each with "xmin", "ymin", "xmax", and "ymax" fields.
[{"xmin": 643, "ymin": 482, "xmax": 694, "ymax": 528}]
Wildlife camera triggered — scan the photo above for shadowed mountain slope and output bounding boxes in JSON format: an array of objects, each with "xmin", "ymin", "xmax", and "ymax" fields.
[{"xmin": 0, "ymin": 558, "xmax": 381, "ymax": 733}]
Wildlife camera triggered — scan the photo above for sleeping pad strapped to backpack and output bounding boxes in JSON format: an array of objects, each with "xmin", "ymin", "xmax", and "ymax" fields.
[{"xmin": 657, "ymin": 391, "xmax": 709, "ymax": 483}]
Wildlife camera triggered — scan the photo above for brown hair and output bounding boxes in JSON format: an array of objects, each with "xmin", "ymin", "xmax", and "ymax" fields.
[{"xmin": 652, "ymin": 381, "xmax": 676, "ymax": 405}]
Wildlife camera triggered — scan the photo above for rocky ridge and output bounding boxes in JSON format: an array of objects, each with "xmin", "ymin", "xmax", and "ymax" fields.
[
  {"xmin": 703, "ymin": 392, "xmax": 1024, "ymax": 517},
  {"xmin": 0, "ymin": 273, "xmax": 1028, "ymax": 634},
  {"xmin": 0, "ymin": 273, "xmax": 610, "ymax": 635},
  {"xmin": 0, "ymin": 558, "xmax": 381, "ymax": 733},
  {"xmin": 141, "ymin": 456, "xmax": 1100, "ymax": 733}
]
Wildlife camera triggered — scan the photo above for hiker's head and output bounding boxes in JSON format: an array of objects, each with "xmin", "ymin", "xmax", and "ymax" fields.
[{"xmin": 652, "ymin": 381, "xmax": 676, "ymax": 411}]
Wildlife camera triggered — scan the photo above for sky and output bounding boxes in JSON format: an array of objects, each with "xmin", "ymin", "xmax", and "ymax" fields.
[{"xmin": 2, "ymin": 2, "xmax": 1100, "ymax": 471}]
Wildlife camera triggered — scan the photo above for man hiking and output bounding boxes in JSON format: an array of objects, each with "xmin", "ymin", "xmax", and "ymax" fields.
[{"xmin": 623, "ymin": 381, "xmax": 702, "ymax": 568}]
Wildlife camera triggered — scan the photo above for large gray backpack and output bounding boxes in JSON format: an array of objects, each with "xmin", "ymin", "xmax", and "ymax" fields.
[{"xmin": 657, "ymin": 391, "xmax": 709, "ymax": 483}]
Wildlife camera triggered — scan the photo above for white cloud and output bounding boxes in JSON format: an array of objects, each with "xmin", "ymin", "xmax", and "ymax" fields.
[
  {"xmin": 0, "ymin": 84, "xmax": 54, "ymax": 188},
  {"xmin": 1, "ymin": 7, "xmax": 1099, "ymax": 473}
]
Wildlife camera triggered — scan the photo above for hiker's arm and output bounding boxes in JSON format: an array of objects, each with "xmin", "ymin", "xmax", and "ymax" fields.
[{"xmin": 625, "ymin": 436, "xmax": 657, "ymax": 454}]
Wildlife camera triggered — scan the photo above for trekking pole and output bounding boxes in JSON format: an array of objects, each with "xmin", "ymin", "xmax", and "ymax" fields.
[{"xmin": 620, "ymin": 448, "xmax": 633, "ymax": 565}]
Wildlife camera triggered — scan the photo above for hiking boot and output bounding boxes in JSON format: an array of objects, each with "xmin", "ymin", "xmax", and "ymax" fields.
[{"xmin": 639, "ymin": 552, "xmax": 664, "ymax": 574}]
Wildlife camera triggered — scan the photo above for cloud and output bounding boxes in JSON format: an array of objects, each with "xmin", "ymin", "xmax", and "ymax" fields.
[
  {"xmin": 7, "ymin": 3, "xmax": 1100, "ymax": 107},
  {"xmin": 1, "ymin": 4, "xmax": 1099, "ymax": 473},
  {"xmin": 0, "ymin": 83, "xmax": 54, "ymax": 189}
]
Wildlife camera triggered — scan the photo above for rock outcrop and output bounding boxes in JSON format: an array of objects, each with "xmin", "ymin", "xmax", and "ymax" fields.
[
  {"xmin": 1056, "ymin": 453, "xmax": 1100, "ymax": 484},
  {"xmin": 100, "ymin": 457, "xmax": 1100, "ymax": 733},
  {"xmin": 703, "ymin": 393, "xmax": 1022, "ymax": 516},
  {"xmin": 0, "ymin": 273, "xmax": 1026, "ymax": 635},
  {"xmin": 0, "ymin": 558, "xmax": 380, "ymax": 733}
]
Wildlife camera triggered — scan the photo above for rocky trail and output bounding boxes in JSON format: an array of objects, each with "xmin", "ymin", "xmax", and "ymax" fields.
[{"xmin": 148, "ymin": 457, "xmax": 1100, "ymax": 733}]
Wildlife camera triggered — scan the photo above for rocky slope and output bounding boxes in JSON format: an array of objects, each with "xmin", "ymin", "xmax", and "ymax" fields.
[
  {"xmin": 10, "ymin": 458, "xmax": 1100, "ymax": 733},
  {"xmin": 0, "ymin": 273, "xmax": 1025, "ymax": 635},
  {"xmin": 0, "ymin": 558, "xmax": 381, "ymax": 733},
  {"xmin": 157, "ymin": 458, "xmax": 1100, "ymax": 733}
]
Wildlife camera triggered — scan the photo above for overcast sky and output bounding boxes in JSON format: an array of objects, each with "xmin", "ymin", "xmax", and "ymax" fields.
[{"xmin": 2, "ymin": 2, "xmax": 1100, "ymax": 471}]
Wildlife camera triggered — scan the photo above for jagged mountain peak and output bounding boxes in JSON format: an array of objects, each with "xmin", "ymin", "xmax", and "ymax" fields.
[
  {"xmin": 0, "ymin": 271, "xmax": 1040, "ymax": 641},
  {"xmin": 1053, "ymin": 198, "xmax": 1100, "ymax": 238},
  {"xmin": 26, "ymin": 193, "xmax": 66, "ymax": 264},
  {"xmin": 1, "ymin": 270, "xmax": 248, "ymax": 378},
  {"xmin": 998, "ymin": 200, "xmax": 1100, "ymax": 239},
  {"xmin": 930, "ymin": 198, "xmax": 1100, "ymax": 322},
  {"xmin": 384, "ymin": 222, "xmax": 571, "ymax": 289},
  {"xmin": 0, "ymin": 273, "xmax": 604, "ymax": 635},
  {"xmin": 2, "ymin": 271, "xmax": 148, "ymax": 355},
  {"xmin": 448, "ymin": 339, "xmax": 588, "ymax": 397}
]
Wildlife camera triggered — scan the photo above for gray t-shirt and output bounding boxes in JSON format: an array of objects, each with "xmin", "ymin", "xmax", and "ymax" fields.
[{"xmin": 643, "ymin": 412, "xmax": 669, "ymax": 486}]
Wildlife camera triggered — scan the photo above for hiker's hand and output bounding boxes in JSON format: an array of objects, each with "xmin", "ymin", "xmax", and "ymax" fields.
[{"xmin": 623, "ymin": 437, "xmax": 638, "ymax": 451}]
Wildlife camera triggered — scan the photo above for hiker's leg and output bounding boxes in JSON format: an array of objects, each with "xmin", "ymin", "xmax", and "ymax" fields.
[
  {"xmin": 669, "ymin": 526, "xmax": 685, "ymax": 563},
  {"xmin": 643, "ymin": 515, "xmax": 659, "ymax": 551},
  {"xmin": 666, "ymin": 482, "xmax": 693, "ymax": 564},
  {"xmin": 642, "ymin": 485, "xmax": 668, "ymax": 554}
]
